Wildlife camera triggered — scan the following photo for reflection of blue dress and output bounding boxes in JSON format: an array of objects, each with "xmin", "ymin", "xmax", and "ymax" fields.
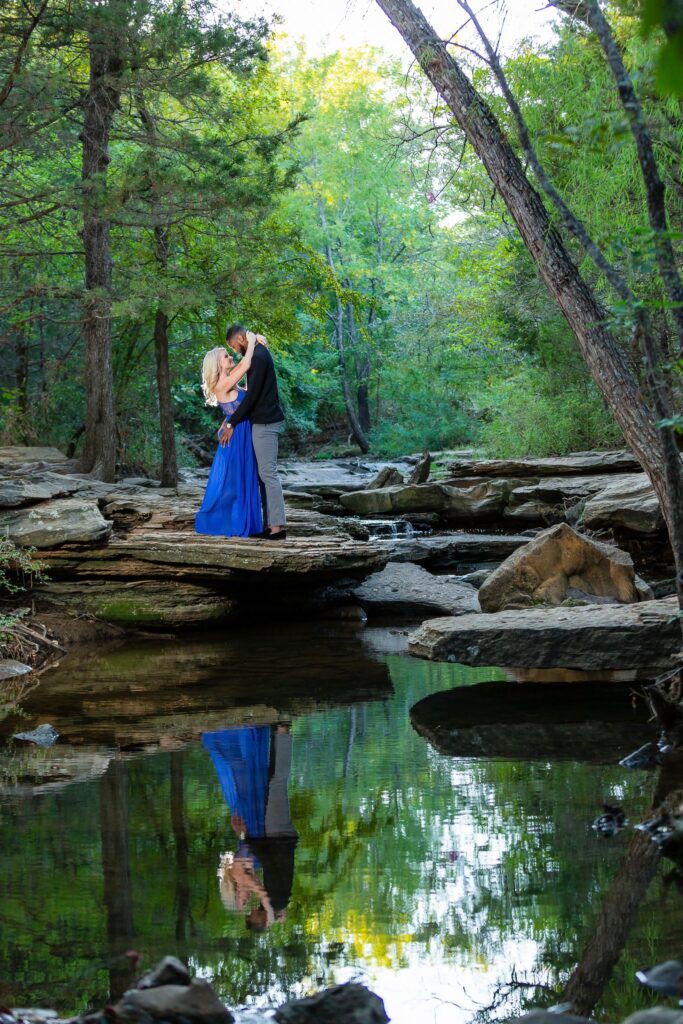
[
  {"xmin": 202, "ymin": 727, "xmax": 270, "ymax": 838},
  {"xmin": 195, "ymin": 392, "xmax": 263, "ymax": 537}
]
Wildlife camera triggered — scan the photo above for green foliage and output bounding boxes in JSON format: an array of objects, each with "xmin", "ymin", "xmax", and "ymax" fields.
[
  {"xmin": 480, "ymin": 365, "xmax": 623, "ymax": 457},
  {"xmin": 0, "ymin": 539, "xmax": 45, "ymax": 596}
]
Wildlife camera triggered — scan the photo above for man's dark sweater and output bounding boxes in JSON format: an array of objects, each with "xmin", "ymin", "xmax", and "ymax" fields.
[{"xmin": 227, "ymin": 345, "xmax": 284, "ymax": 428}]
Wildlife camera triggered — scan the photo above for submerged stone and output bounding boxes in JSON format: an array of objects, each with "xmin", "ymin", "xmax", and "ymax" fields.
[
  {"xmin": 13, "ymin": 724, "xmax": 59, "ymax": 748},
  {"xmin": 116, "ymin": 980, "xmax": 233, "ymax": 1024},
  {"xmin": 275, "ymin": 983, "xmax": 389, "ymax": 1024}
]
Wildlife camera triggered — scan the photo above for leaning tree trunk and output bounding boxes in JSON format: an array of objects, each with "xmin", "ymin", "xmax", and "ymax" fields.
[
  {"xmin": 81, "ymin": 6, "xmax": 124, "ymax": 481},
  {"xmin": 374, "ymin": 0, "xmax": 682, "ymax": 588}
]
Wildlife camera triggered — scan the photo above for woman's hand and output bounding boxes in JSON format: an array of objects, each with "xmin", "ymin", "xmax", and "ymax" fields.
[
  {"xmin": 245, "ymin": 330, "xmax": 257, "ymax": 353},
  {"xmin": 256, "ymin": 333, "xmax": 268, "ymax": 348}
]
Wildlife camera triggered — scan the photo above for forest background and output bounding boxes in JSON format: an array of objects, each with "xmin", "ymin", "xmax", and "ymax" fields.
[{"xmin": 0, "ymin": 0, "xmax": 680, "ymax": 480}]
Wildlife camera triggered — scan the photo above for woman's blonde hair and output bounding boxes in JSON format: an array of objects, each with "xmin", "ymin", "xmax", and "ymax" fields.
[
  {"xmin": 217, "ymin": 851, "xmax": 240, "ymax": 911},
  {"xmin": 201, "ymin": 347, "xmax": 226, "ymax": 406}
]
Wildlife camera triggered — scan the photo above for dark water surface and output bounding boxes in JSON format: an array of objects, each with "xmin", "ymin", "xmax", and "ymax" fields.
[{"xmin": 1, "ymin": 623, "xmax": 681, "ymax": 1024}]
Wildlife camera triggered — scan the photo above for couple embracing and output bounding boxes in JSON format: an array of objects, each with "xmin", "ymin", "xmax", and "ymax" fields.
[{"xmin": 195, "ymin": 325, "xmax": 286, "ymax": 541}]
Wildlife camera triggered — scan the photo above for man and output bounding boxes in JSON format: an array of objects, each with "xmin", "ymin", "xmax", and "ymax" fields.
[{"xmin": 219, "ymin": 324, "xmax": 286, "ymax": 540}]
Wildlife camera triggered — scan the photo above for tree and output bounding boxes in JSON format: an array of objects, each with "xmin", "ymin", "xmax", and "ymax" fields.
[{"xmin": 374, "ymin": 0, "xmax": 683, "ymax": 617}]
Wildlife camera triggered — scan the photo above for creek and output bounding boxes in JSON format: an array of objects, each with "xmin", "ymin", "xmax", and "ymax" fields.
[{"xmin": 0, "ymin": 622, "xmax": 681, "ymax": 1024}]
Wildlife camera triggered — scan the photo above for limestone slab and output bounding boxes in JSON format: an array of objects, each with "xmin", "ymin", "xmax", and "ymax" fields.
[
  {"xmin": 408, "ymin": 597, "xmax": 680, "ymax": 669},
  {"xmin": 0, "ymin": 497, "xmax": 111, "ymax": 548},
  {"xmin": 353, "ymin": 561, "xmax": 479, "ymax": 617}
]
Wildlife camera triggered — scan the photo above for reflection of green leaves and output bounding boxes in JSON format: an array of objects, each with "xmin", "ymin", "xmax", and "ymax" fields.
[{"xmin": 640, "ymin": 0, "xmax": 683, "ymax": 94}]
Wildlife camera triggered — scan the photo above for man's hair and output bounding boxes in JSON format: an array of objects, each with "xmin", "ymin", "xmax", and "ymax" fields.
[{"xmin": 226, "ymin": 323, "xmax": 247, "ymax": 343}]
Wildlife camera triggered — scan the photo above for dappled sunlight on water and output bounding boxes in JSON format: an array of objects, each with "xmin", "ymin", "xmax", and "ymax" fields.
[{"xmin": 0, "ymin": 624, "xmax": 680, "ymax": 1023}]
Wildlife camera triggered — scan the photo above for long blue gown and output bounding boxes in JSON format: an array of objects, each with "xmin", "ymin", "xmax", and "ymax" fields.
[{"xmin": 195, "ymin": 391, "xmax": 263, "ymax": 537}]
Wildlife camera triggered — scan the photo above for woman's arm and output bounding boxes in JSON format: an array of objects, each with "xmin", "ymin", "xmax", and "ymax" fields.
[{"xmin": 222, "ymin": 332, "xmax": 257, "ymax": 391}]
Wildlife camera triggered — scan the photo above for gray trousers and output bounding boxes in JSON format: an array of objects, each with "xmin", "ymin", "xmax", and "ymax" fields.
[{"xmin": 252, "ymin": 421, "xmax": 286, "ymax": 527}]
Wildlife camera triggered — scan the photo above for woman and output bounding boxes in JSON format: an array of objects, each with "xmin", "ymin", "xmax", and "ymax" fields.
[{"xmin": 195, "ymin": 332, "xmax": 263, "ymax": 537}]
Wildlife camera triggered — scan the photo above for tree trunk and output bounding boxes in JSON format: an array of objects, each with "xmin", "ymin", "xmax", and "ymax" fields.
[
  {"xmin": 99, "ymin": 760, "xmax": 136, "ymax": 1001},
  {"xmin": 374, "ymin": 0, "xmax": 681, "ymax": 581},
  {"xmin": 153, "ymin": 226, "xmax": 178, "ymax": 488},
  {"xmin": 170, "ymin": 752, "xmax": 190, "ymax": 944},
  {"xmin": 81, "ymin": 5, "xmax": 125, "ymax": 481},
  {"xmin": 15, "ymin": 329, "xmax": 28, "ymax": 441},
  {"xmin": 136, "ymin": 93, "xmax": 178, "ymax": 488}
]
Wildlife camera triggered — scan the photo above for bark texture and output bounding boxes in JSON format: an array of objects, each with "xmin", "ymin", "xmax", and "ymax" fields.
[
  {"xmin": 374, "ymin": 0, "xmax": 682, "ymax": 599},
  {"xmin": 81, "ymin": 5, "xmax": 125, "ymax": 481}
]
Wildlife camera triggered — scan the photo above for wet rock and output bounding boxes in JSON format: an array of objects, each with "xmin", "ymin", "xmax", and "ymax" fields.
[
  {"xmin": 352, "ymin": 561, "xmax": 479, "ymax": 618},
  {"xmin": 406, "ymin": 449, "xmax": 431, "ymax": 485},
  {"xmin": 0, "ymin": 659, "xmax": 33, "ymax": 680},
  {"xmin": 592, "ymin": 803, "xmax": 627, "ymax": 836},
  {"xmin": 0, "ymin": 497, "xmax": 111, "ymax": 548},
  {"xmin": 447, "ymin": 450, "xmax": 640, "ymax": 477},
  {"xmin": 411, "ymin": 680, "xmax": 653, "ymax": 763},
  {"xmin": 367, "ymin": 465, "xmax": 404, "ymax": 489},
  {"xmin": 274, "ymin": 983, "xmax": 389, "ymax": 1024},
  {"xmin": 619, "ymin": 742, "xmax": 661, "ymax": 770},
  {"xmin": 478, "ymin": 523, "xmax": 641, "ymax": 612},
  {"xmin": 116, "ymin": 979, "xmax": 233, "ymax": 1024},
  {"xmin": 138, "ymin": 956, "xmax": 191, "ymax": 989},
  {"xmin": 515, "ymin": 1012, "xmax": 590, "ymax": 1024},
  {"xmin": 13, "ymin": 724, "xmax": 59, "ymax": 747},
  {"xmin": 635, "ymin": 961, "xmax": 683, "ymax": 997},
  {"xmin": 581, "ymin": 473, "xmax": 664, "ymax": 534},
  {"xmin": 624, "ymin": 1011, "xmax": 683, "ymax": 1024},
  {"xmin": 9, "ymin": 1011, "xmax": 58, "ymax": 1024},
  {"xmin": 408, "ymin": 596, "xmax": 680, "ymax": 669}
]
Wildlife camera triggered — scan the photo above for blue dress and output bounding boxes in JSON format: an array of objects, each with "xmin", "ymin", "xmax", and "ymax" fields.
[
  {"xmin": 195, "ymin": 391, "xmax": 263, "ymax": 537},
  {"xmin": 202, "ymin": 726, "xmax": 270, "ymax": 838}
]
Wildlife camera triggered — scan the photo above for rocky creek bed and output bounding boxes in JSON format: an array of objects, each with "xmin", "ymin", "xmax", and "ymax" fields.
[{"xmin": 0, "ymin": 444, "xmax": 679, "ymax": 678}]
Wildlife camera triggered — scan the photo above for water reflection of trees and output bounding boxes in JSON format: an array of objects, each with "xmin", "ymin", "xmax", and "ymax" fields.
[{"xmin": 2, "ymin": 653, "xmax": 683, "ymax": 1020}]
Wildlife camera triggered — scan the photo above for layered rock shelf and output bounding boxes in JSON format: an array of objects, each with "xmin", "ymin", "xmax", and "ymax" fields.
[{"xmin": 408, "ymin": 596, "xmax": 680, "ymax": 670}]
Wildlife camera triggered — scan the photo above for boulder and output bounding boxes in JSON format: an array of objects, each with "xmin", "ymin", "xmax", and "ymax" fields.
[
  {"xmin": 408, "ymin": 596, "xmax": 680, "ymax": 669},
  {"xmin": 138, "ymin": 956, "xmax": 191, "ymax": 990},
  {"xmin": 0, "ymin": 498, "xmax": 111, "ymax": 548},
  {"xmin": 367, "ymin": 465, "xmax": 404, "ymax": 489},
  {"xmin": 406, "ymin": 449, "xmax": 431, "ymax": 485},
  {"xmin": 352, "ymin": 561, "xmax": 479, "ymax": 617},
  {"xmin": 581, "ymin": 474, "xmax": 664, "ymax": 534},
  {"xmin": 478, "ymin": 523, "xmax": 640, "ymax": 611},
  {"xmin": 441, "ymin": 478, "xmax": 511, "ymax": 521},
  {"xmin": 411, "ymin": 680, "xmax": 654, "ymax": 763},
  {"xmin": 447, "ymin": 449, "xmax": 640, "ymax": 477},
  {"xmin": 116, "ymin": 980, "xmax": 233, "ymax": 1024},
  {"xmin": 340, "ymin": 482, "xmax": 447, "ymax": 516},
  {"xmin": 275, "ymin": 983, "xmax": 389, "ymax": 1024}
]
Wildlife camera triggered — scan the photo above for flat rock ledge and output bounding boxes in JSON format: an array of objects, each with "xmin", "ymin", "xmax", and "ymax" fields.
[
  {"xmin": 408, "ymin": 596, "xmax": 680, "ymax": 669},
  {"xmin": 352, "ymin": 561, "xmax": 480, "ymax": 618}
]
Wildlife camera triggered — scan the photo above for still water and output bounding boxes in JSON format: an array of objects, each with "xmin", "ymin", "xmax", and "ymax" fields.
[{"xmin": 0, "ymin": 623, "xmax": 680, "ymax": 1023}]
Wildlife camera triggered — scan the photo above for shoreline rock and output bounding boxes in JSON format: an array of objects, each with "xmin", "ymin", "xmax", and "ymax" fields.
[{"xmin": 408, "ymin": 596, "xmax": 680, "ymax": 669}]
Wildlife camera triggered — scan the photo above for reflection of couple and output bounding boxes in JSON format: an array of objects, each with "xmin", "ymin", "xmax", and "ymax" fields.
[
  {"xmin": 195, "ymin": 325, "xmax": 287, "ymax": 540},
  {"xmin": 202, "ymin": 724, "xmax": 298, "ymax": 931}
]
